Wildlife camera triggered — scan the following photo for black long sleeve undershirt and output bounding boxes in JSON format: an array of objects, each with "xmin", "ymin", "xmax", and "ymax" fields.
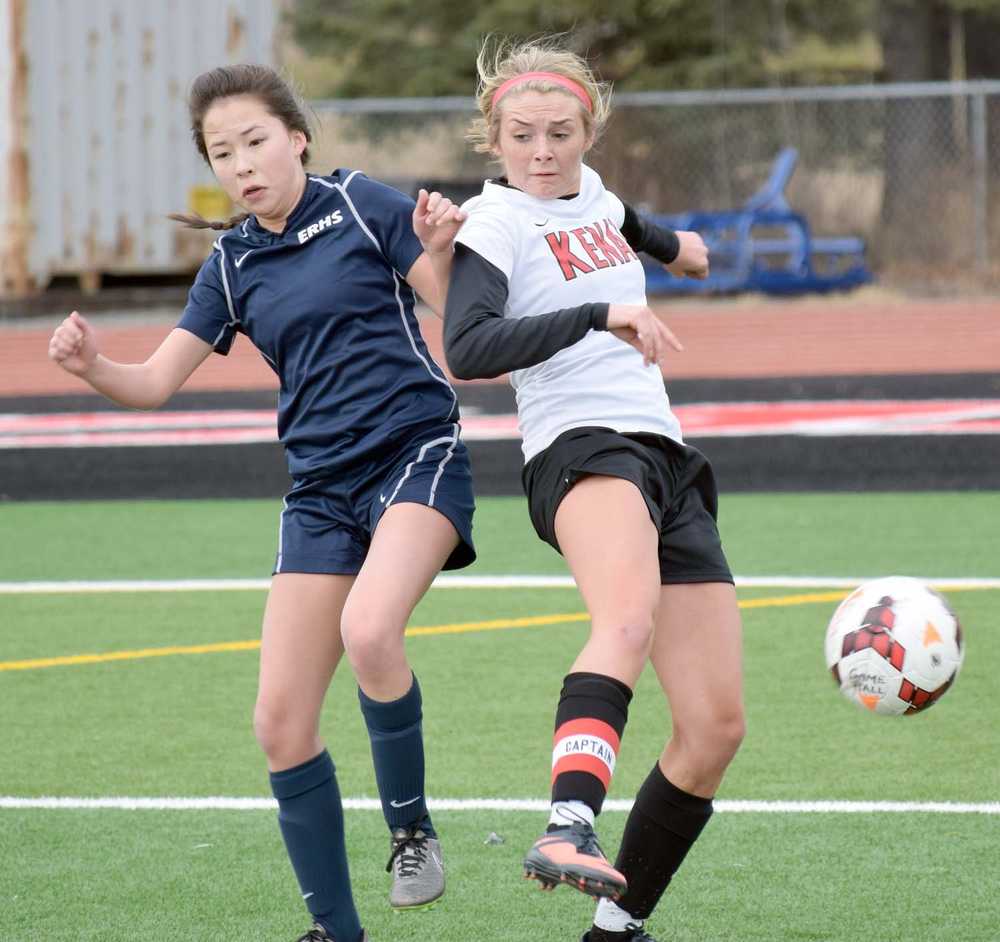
[
  {"xmin": 621, "ymin": 204, "xmax": 681, "ymax": 264},
  {"xmin": 443, "ymin": 203, "xmax": 679, "ymax": 381},
  {"xmin": 444, "ymin": 245, "xmax": 608, "ymax": 380}
]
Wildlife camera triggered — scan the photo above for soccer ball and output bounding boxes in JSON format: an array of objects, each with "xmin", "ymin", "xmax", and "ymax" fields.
[{"xmin": 824, "ymin": 576, "xmax": 964, "ymax": 715}]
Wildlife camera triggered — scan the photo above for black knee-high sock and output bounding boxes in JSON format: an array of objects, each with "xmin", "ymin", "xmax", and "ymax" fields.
[
  {"xmin": 613, "ymin": 763, "xmax": 714, "ymax": 919},
  {"xmin": 358, "ymin": 673, "xmax": 435, "ymax": 837},
  {"xmin": 270, "ymin": 750, "xmax": 362, "ymax": 942},
  {"xmin": 551, "ymin": 672, "xmax": 632, "ymax": 817}
]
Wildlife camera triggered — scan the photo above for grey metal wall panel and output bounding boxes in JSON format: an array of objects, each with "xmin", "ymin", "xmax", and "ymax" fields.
[{"xmin": 2, "ymin": 0, "xmax": 276, "ymax": 297}]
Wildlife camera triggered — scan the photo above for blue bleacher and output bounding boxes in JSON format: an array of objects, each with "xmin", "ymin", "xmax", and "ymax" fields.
[{"xmin": 642, "ymin": 148, "xmax": 873, "ymax": 296}]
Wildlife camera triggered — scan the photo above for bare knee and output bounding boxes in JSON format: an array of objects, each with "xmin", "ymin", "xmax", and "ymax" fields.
[
  {"xmin": 675, "ymin": 706, "xmax": 746, "ymax": 772},
  {"xmin": 595, "ymin": 612, "xmax": 656, "ymax": 660},
  {"xmin": 253, "ymin": 698, "xmax": 318, "ymax": 765},
  {"xmin": 340, "ymin": 606, "xmax": 404, "ymax": 679},
  {"xmin": 712, "ymin": 708, "xmax": 746, "ymax": 764}
]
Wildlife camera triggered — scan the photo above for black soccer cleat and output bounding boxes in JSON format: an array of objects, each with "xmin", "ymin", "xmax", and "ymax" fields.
[
  {"xmin": 294, "ymin": 925, "xmax": 369, "ymax": 942},
  {"xmin": 583, "ymin": 924, "xmax": 658, "ymax": 942},
  {"xmin": 295, "ymin": 924, "xmax": 332, "ymax": 942}
]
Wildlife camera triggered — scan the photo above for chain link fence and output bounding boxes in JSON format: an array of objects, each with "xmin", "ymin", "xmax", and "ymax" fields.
[{"xmin": 310, "ymin": 81, "xmax": 1000, "ymax": 290}]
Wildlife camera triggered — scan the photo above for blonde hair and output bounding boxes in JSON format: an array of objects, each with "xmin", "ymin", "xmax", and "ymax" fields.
[{"xmin": 468, "ymin": 36, "xmax": 612, "ymax": 154}]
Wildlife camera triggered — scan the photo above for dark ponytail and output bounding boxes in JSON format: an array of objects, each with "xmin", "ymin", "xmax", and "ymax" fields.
[
  {"xmin": 170, "ymin": 64, "xmax": 313, "ymax": 230},
  {"xmin": 167, "ymin": 211, "xmax": 250, "ymax": 231}
]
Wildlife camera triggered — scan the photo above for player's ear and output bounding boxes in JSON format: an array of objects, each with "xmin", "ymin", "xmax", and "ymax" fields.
[{"xmin": 291, "ymin": 129, "xmax": 307, "ymax": 158}]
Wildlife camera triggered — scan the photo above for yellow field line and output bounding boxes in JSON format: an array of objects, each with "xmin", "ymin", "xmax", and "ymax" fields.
[
  {"xmin": 738, "ymin": 591, "xmax": 847, "ymax": 609},
  {"xmin": 0, "ymin": 614, "xmax": 591, "ymax": 671},
  {"xmin": 0, "ymin": 640, "xmax": 262, "ymax": 672},
  {"xmin": 406, "ymin": 612, "xmax": 588, "ymax": 637},
  {"xmin": 0, "ymin": 589, "xmax": 898, "ymax": 673}
]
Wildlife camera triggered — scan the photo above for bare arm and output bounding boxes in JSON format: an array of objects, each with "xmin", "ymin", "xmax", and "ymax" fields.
[
  {"xmin": 405, "ymin": 252, "xmax": 452, "ymax": 319},
  {"xmin": 48, "ymin": 312, "xmax": 214, "ymax": 410},
  {"xmin": 406, "ymin": 188, "xmax": 467, "ymax": 318}
]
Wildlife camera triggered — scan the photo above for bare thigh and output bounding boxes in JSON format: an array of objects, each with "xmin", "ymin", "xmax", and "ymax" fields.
[
  {"xmin": 554, "ymin": 475, "xmax": 662, "ymax": 688},
  {"xmin": 341, "ymin": 502, "xmax": 460, "ymax": 701},
  {"xmin": 649, "ymin": 582, "xmax": 745, "ymax": 796},
  {"xmin": 255, "ymin": 572, "xmax": 355, "ymax": 771}
]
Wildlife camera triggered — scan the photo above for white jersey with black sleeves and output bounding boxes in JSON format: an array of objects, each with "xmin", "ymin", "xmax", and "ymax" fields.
[{"xmin": 455, "ymin": 164, "xmax": 683, "ymax": 462}]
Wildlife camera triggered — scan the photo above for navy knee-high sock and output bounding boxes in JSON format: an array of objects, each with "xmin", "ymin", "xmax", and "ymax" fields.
[
  {"xmin": 270, "ymin": 750, "xmax": 362, "ymax": 942},
  {"xmin": 358, "ymin": 673, "xmax": 435, "ymax": 837}
]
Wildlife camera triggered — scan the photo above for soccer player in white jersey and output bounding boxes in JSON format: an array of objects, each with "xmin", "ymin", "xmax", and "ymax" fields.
[
  {"xmin": 48, "ymin": 64, "xmax": 476, "ymax": 942},
  {"xmin": 443, "ymin": 39, "xmax": 746, "ymax": 942}
]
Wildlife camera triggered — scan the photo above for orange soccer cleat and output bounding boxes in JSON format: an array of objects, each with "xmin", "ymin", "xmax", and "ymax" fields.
[{"xmin": 523, "ymin": 822, "xmax": 627, "ymax": 899}]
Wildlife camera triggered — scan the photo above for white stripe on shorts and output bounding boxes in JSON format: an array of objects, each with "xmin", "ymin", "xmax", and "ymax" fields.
[
  {"xmin": 384, "ymin": 431, "xmax": 458, "ymax": 509},
  {"xmin": 428, "ymin": 424, "xmax": 460, "ymax": 507},
  {"xmin": 274, "ymin": 496, "xmax": 289, "ymax": 573}
]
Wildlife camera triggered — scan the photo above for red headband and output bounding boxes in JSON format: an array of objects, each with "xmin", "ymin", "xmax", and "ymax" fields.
[{"xmin": 491, "ymin": 71, "xmax": 593, "ymax": 113}]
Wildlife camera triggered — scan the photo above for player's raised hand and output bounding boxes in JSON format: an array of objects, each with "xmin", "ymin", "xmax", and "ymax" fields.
[
  {"xmin": 665, "ymin": 230, "xmax": 709, "ymax": 280},
  {"xmin": 606, "ymin": 303, "xmax": 684, "ymax": 367},
  {"xmin": 413, "ymin": 188, "xmax": 467, "ymax": 255},
  {"xmin": 48, "ymin": 311, "xmax": 99, "ymax": 376}
]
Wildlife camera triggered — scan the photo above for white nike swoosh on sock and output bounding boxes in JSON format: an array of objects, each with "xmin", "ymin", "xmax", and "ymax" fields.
[{"xmin": 390, "ymin": 796, "xmax": 422, "ymax": 808}]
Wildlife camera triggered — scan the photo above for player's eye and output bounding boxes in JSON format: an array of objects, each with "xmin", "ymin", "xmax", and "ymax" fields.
[
  {"xmin": 249, "ymin": 137, "xmax": 264, "ymax": 147},
  {"xmin": 513, "ymin": 133, "xmax": 531, "ymax": 142},
  {"xmin": 211, "ymin": 150, "xmax": 230, "ymax": 160}
]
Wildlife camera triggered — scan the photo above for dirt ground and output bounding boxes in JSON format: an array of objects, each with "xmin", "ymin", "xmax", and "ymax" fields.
[{"xmin": 3, "ymin": 291, "xmax": 997, "ymax": 398}]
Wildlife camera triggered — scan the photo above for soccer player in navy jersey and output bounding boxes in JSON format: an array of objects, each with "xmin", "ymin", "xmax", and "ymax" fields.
[
  {"xmin": 442, "ymin": 39, "xmax": 746, "ymax": 942},
  {"xmin": 48, "ymin": 64, "xmax": 474, "ymax": 942}
]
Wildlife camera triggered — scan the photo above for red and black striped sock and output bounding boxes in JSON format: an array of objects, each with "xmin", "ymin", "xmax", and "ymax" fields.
[{"xmin": 550, "ymin": 671, "xmax": 633, "ymax": 818}]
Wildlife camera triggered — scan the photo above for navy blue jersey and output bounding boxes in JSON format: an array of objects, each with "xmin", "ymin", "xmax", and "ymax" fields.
[{"xmin": 178, "ymin": 170, "xmax": 459, "ymax": 479}]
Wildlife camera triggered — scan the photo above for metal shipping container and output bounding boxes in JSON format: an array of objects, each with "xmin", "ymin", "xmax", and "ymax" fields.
[{"xmin": 0, "ymin": 0, "xmax": 277, "ymax": 298}]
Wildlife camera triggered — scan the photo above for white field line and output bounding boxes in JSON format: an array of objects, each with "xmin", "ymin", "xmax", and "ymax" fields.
[
  {"xmin": 1, "ymin": 796, "xmax": 997, "ymax": 814},
  {"xmin": 2, "ymin": 575, "xmax": 999, "ymax": 595}
]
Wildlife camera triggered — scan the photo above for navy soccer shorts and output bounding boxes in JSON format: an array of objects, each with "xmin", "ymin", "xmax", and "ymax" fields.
[
  {"xmin": 274, "ymin": 422, "xmax": 476, "ymax": 575},
  {"xmin": 522, "ymin": 426, "xmax": 733, "ymax": 585}
]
